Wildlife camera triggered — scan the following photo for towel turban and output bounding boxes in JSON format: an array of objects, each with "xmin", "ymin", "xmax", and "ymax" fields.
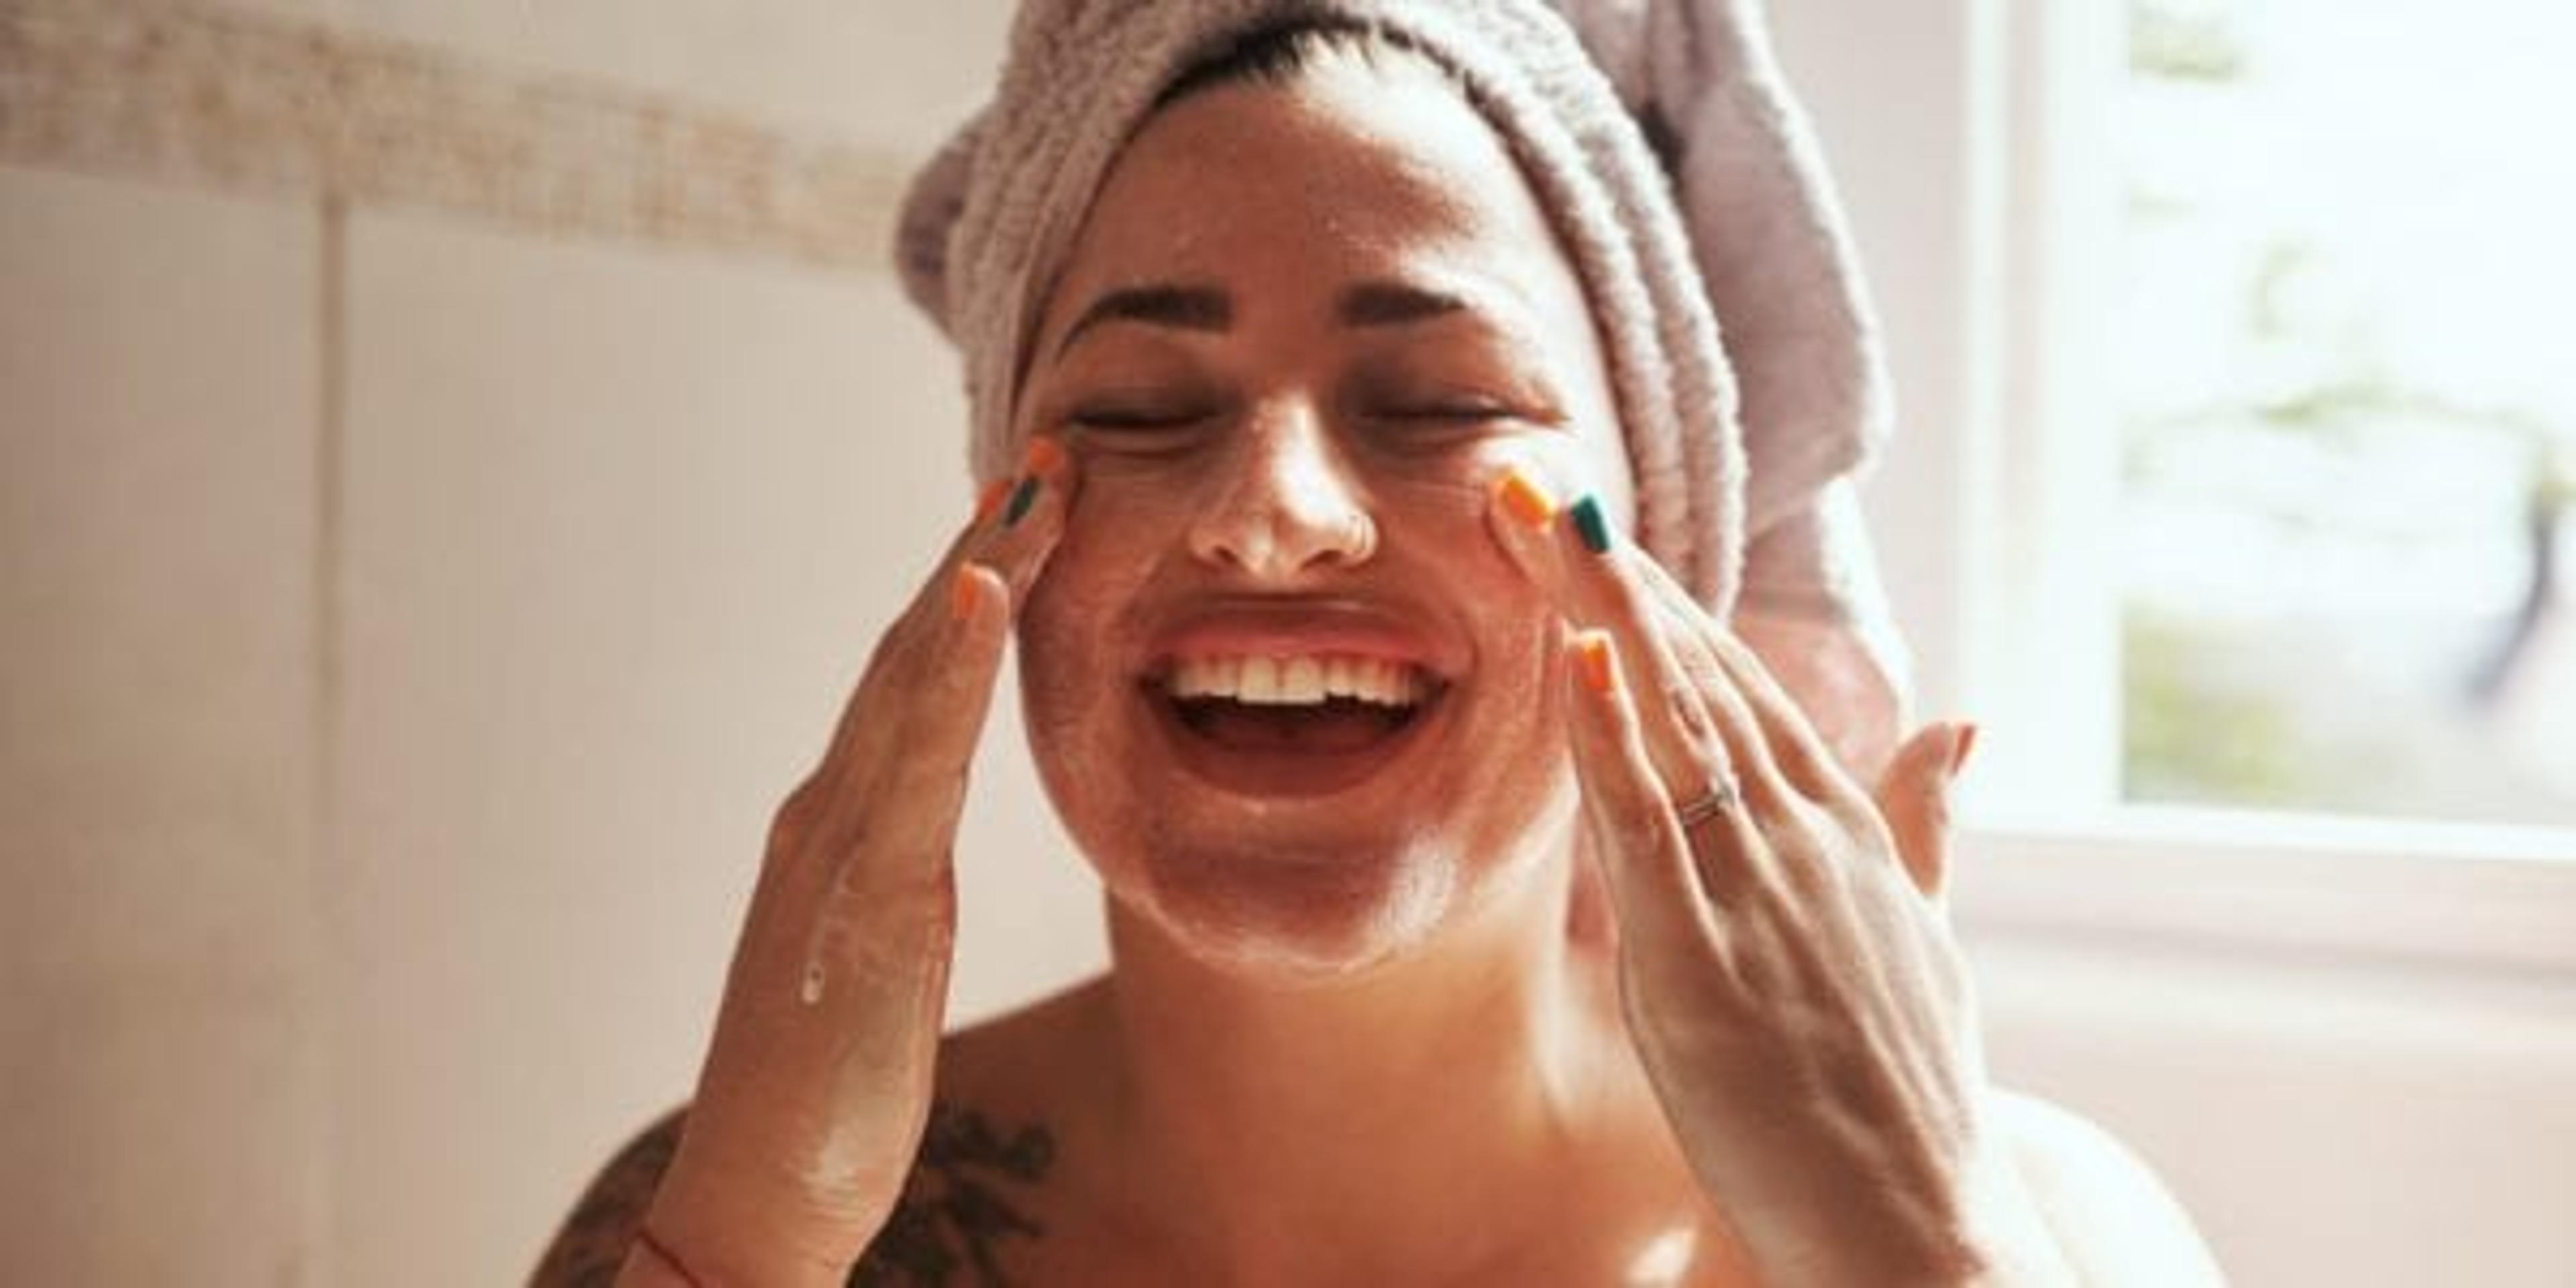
[{"xmin": 894, "ymin": 0, "xmax": 1912, "ymax": 751}]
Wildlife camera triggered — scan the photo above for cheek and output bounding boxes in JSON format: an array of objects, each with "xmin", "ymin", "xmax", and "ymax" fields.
[
  {"xmin": 1360, "ymin": 433, "xmax": 1602, "ymax": 527},
  {"xmin": 1012, "ymin": 476, "xmax": 1197, "ymax": 788},
  {"xmin": 1016, "ymin": 519, "xmax": 1148, "ymax": 718}
]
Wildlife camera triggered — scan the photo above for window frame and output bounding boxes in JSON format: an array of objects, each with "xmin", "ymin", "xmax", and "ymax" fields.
[{"xmin": 1795, "ymin": 0, "xmax": 2576, "ymax": 969}]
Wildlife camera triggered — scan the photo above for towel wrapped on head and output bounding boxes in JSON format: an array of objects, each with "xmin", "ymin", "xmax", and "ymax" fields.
[{"xmin": 896, "ymin": 0, "xmax": 1911, "ymax": 772}]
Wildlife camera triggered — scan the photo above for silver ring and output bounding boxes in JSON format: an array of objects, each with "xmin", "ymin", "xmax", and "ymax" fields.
[{"xmin": 1674, "ymin": 779, "xmax": 1739, "ymax": 829}]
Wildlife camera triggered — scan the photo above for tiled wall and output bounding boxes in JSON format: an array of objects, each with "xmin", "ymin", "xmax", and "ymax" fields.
[
  {"xmin": 1, "ymin": 167, "xmax": 327, "ymax": 1287},
  {"xmin": 1, "ymin": 3, "xmax": 1104, "ymax": 1284}
]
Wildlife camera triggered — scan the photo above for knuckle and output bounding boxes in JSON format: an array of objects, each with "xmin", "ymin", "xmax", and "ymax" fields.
[
  {"xmin": 768, "ymin": 777, "xmax": 828, "ymax": 851},
  {"xmin": 1611, "ymin": 801, "xmax": 1672, "ymax": 855},
  {"xmin": 1763, "ymin": 830, "xmax": 1849, "ymax": 907},
  {"xmin": 1665, "ymin": 692, "xmax": 1730, "ymax": 765}
]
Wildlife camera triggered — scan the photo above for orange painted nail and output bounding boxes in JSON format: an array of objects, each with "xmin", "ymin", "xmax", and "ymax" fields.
[
  {"xmin": 1023, "ymin": 435, "xmax": 1067, "ymax": 475},
  {"xmin": 973, "ymin": 478, "xmax": 1012, "ymax": 523},
  {"xmin": 1575, "ymin": 631, "xmax": 1617, "ymax": 694},
  {"xmin": 949, "ymin": 565, "xmax": 985, "ymax": 622},
  {"xmin": 1497, "ymin": 468, "xmax": 1559, "ymax": 529}
]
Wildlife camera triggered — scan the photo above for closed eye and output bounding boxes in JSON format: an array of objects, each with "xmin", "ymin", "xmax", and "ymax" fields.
[
  {"xmin": 1384, "ymin": 403, "xmax": 1514, "ymax": 423},
  {"xmin": 1067, "ymin": 403, "xmax": 1215, "ymax": 431}
]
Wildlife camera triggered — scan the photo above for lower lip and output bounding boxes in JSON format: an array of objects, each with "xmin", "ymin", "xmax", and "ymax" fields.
[{"xmin": 1140, "ymin": 685, "xmax": 1449, "ymax": 800}]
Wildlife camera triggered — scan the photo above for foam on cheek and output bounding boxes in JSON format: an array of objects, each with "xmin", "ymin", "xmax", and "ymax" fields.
[{"xmin": 1369, "ymin": 466, "xmax": 1490, "ymax": 523}]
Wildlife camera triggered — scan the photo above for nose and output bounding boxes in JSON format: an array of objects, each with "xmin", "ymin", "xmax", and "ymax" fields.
[{"xmin": 1185, "ymin": 398, "xmax": 1377, "ymax": 580}]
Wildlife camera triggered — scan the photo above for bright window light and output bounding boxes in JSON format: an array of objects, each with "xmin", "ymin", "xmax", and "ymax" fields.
[{"xmin": 2114, "ymin": 0, "xmax": 2576, "ymax": 826}]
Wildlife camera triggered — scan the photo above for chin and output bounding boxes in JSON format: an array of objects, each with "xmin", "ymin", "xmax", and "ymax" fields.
[
  {"xmin": 1110, "ymin": 824, "xmax": 1466, "ymax": 980},
  {"xmin": 1016, "ymin": 588, "xmax": 1581, "ymax": 980}
]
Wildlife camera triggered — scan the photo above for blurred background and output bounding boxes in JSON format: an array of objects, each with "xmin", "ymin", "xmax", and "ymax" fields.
[{"xmin": 2, "ymin": 1, "xmax": 2569, "ymax": 1285}]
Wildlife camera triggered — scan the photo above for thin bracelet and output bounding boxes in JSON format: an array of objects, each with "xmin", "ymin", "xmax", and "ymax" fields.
[{"xmin": 633, "ymin": 1225, "xmax": 707, "ymax": 1288}]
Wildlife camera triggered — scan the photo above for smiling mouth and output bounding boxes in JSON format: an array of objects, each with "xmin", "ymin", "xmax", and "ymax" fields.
[{"xmin": 1152, "ymin": 653, "xmax": 1446, "ymax": 756}]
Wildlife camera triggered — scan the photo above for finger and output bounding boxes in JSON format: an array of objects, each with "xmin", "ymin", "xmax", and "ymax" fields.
[
  {"xmin": 865, "ymin": 436, "xmax": 1079, "ymax": 790},
  {"xmin": 826, "ymin": 432, "xmax": 1081, "ymax": 859},
  {"xmin": 1561, "ymin": 628, "xmax": 1723, "ymax": 959},
  {"xmin": 1631, "ymin": 553, "xmax": 1870, "ymax": 813},
  {"xmin": 1872, "ymin": 722, "xmax": 1970, "ymax": 900},
  {"xmin": 789, "ymin": 440, "xmax": 1081, "ymax": 1005},
  {"xmin": 886, "ymin": 563, "xmax": 1013, "ymax": 803},
  {"xmin": 961, "ymin": 434, "xmax": 1080, "ymax": 606},
  {"xmin": 1553, "ymin": 492, "xmax": 1794, "ymax": 815},
  {"xmin": 1485, "ymin": 462, "xmax": 1568, "ymax": 592},
  {"xmin": 1733, "ymin": 608, "xmax": 1907, "ymax": 784},
  {"xmin": 785, "ymin": 562, "xmax": 1004, "ymax": 997},
  {"xmin": 817, "ymin": 438, "xmax": 1075, "ymax": 775}
]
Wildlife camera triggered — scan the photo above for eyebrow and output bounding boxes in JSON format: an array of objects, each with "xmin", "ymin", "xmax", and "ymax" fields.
[
  {"xmin": 1054, "ymin": 285, "xmax": 1232, "ymax": 359},
  {"xmin": 1337, "ymin": 280, "xmax": 1472, "ymax": 327},
  {"xmin": 1051, "ymin": 278, "xmax": 1491, "ymax": 361}
]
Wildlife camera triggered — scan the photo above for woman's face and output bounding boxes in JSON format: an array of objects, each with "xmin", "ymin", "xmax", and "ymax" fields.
[{"xmin": 1014, "ymin": 53, "xmax": 1634, "ymax": 975}]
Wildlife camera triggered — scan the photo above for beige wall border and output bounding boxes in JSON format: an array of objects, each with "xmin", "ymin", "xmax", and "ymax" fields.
[{"xmin": 1, "ymin": 0, "xmax": 909, "ymax": 272}]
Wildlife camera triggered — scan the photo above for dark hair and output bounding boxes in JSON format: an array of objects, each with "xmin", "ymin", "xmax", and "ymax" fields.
[
  {"xmin": 1160, "ymin": 14, "xmax": 1687, "ymax": 178},
  {"xmin": 1156, "ymin": 18, "xmax": 1455, "ymax": 110}
]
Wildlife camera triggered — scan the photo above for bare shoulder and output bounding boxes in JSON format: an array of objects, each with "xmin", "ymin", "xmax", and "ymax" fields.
[
  {"xmin": 529, "ymin": 1103, "xmax": 690, "ymax": 1287},
  {"xmin": 1990, "ymin": 1089, "xmax": 2229, "ymax": 1287}
]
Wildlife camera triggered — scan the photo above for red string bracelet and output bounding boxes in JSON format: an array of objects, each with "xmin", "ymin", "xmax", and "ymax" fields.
[{"xmin": 633, "ymin": 1225, "xmax": 707, "ymax": 1288}]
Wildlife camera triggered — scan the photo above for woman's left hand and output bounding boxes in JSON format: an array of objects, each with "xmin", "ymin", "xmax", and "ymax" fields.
[{"xmin": 1488, "ymin": 474, "xmax": 2072, "ymax": 1287}]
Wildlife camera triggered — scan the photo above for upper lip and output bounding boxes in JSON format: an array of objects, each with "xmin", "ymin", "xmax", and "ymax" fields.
[{"xmin": 1138, "ymin": 596, "xmax": 1462, "ymax": 684}]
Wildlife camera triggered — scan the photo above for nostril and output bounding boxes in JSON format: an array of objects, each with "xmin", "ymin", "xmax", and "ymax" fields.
[
  {"xmin": 1191, "ymin": 510, "xmax": 1375, "ymax": 576},
  {"xmin": 1336, "ymin": 513, "xmax": 1378, "ymax": 564}
]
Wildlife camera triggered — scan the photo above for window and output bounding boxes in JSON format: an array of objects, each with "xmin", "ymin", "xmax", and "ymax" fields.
[
  {"xmin": 1803, "ymin": 0, "xmax": 2576, "ymax": 956},
  {"xmin": 2115, "ymin": 0, "xmax": 2576, "ymax": 828}
]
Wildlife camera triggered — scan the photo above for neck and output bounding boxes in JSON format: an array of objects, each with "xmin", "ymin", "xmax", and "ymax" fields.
[{"xmin": 1091, "ymin": 839, "xmax": 1656, "ymax": 1285}]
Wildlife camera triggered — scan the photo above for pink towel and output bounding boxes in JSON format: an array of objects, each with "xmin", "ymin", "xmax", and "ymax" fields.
[{"xmin": 896, "ymin": 0, "xmax": 1910, "ymax": 759}]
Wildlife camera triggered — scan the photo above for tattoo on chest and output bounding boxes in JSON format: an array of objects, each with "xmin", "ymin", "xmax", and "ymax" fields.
[{"xmin": 849, "ymin": 1102, "xmax": 1056, "ymax": 1288}]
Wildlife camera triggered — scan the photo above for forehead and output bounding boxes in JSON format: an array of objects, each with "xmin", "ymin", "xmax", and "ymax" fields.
[
  {"xmin": 1039, "ymin": 56, "xmax": 1581, "ymax": 331},
  {"xmin": 1024, "ymin": 54, "xmax": 1637, "ymax": 519}
]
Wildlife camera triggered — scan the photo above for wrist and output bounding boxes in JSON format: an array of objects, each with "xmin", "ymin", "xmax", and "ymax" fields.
[
  {"xmin": 612, "ymin": 1226, "xmax": 709, "ymax": 1288},
  {"xmin": 1727, "ymin": 1145, "xmax": 2073, "ymax": 1288},
  {"xmin": 635, "ymin": 1167, "xmax": 879, "ymax": 1288}
]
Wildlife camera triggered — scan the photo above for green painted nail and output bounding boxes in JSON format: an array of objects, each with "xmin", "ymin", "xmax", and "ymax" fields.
[
  {"xmin": 1570, "ymin": 494, "xmax": 1612, "ymax": 554},
  {"xmin": 1002, "ymin": 475, "xmax": 1042, "ymax": 527}
]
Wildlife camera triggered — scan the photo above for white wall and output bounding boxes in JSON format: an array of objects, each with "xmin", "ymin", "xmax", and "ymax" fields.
[{"xmin": 3, "ymin": 3, "xmax": 2569, "ymax": 1285}]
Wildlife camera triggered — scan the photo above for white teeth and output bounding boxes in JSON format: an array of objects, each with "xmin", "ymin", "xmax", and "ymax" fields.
[
  {"xmin": 1165, "ymin": 653, "xmax": 1431, "ymax": 707},
  {"xmin": 1239, "ymin": 656, "xmax": 1281, "ymax": 703},
  {"xmin": 1348, "ymin": 659, "xmax": 1396, "ymax": 706},
  {"xmin": 1324, "ymin": 656, "xmax": 1356, "ymax": 698},
  {"xmin": 1281, "ymin": 655, "xmax": 1326, "ymax": 703}
]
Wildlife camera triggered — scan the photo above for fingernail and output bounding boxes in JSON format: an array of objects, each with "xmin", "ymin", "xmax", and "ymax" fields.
[
  {"xmin": 1022, "ymin": 435, "xmax": 1067, "ymax": 476},
  {"xmin": 1569, "ymin": 494, "xmax": 1612, "ymax": 555},
  {"xmin": 1574, "ymin": 630, "xmax": 1617, "ymax": 694},
  {"xmin": 1949, "ymin": 722, "xmax": 1981, "ymax": 776},
  {"xmin": 949, "ymin": 564, "xmax": 985, "ymax": 621},
  {"xmin": 1496, "ymin": 468, "xmax": 1558, "ymax": 529},
  {"xmin": 1002, "ymin": 475, "xmax": 1042, "ymax": 527},
  {"xmin": 973, "ymin": 478, "xmax": 1012, "ymax": 524}
]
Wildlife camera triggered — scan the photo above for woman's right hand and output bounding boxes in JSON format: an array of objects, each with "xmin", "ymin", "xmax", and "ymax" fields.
[{"xmin": 624, "ymin": 442, "xmax": 1077, "ymax": 1288}]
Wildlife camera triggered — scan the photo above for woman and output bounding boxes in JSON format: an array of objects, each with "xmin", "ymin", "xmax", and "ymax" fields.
[{"xmin": 536, "ymin": 5, "xmax": 2222, "ymax": 1285}]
